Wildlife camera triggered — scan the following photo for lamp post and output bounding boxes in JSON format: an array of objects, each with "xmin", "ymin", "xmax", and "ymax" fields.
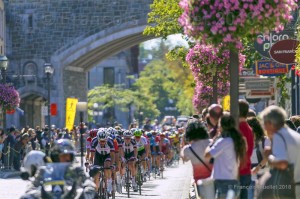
[
  {"xmin": 77, "ymin": 102, "xmax": 87, "ymax": 167},
  {"xmin": 0, "ymin": 55, "xmax": 8, "ymax": 132},
  {"xmin": 44, "ymin": 63, "xmax": 54, "ymax": 131},
  {"xmin": 93, "ymin": 103, "xmax": 99, "ymax": 126}
]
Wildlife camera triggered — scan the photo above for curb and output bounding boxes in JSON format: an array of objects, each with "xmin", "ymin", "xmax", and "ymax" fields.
[{"xmin": 0, "ymin": 171, "xmax": 21, "ymax": 179}]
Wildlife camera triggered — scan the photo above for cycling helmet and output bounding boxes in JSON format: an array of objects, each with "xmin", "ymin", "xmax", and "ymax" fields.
[
  {"xmin": 50, "ymin": 139, "xmax": 75, "ymax": 162},
  {"xmin": 123, "ymin": 130, "xmax": 133, "ymax": 138},
  {"xmin": 146, "ymin": 132, "xmax": 152, "ymax": 138},
  {"xmin": 133, "ymin": 128, "xmax": 143, "ymax": 137},
  {"xmin": 97, "ymin": 128, "xmax": 107, "ymax": 140},
  {"xmin": 106, "ymin": 127, "xmax": 117, "ymax": 139},
  {"xmin": 89, "ymin": 129, "xmax": 98, "ymax": 138},
  {"xmin": 22, "ymin": 150, "xmax": 46, "ymax": 177}
]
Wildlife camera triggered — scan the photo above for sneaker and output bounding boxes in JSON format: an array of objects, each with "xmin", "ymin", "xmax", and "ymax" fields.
[{"xmin": 107, "ymin": 179, "xmax": 113, "ymax": 193}]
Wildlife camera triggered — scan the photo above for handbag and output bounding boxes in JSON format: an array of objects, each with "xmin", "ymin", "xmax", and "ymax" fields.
[
  {"xmin": 189, "ymin": 146, "xmax": 215, "ymax": 199},
  {"xmin": 256, "ymin": 132, "xmax": 295, "ymax": 199}
]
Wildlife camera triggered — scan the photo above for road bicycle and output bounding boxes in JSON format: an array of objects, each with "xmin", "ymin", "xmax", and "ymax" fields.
[
  {"xmin": 124, "ymin": 162, "xmax": 131, "ymax": 198},
  {"xmin": 92, "ymin": 166, "xmax": 115, "ymax": 199},
  {"xmin": 135, "ymin": 158, "xmax": 143, "ymax": 195}
]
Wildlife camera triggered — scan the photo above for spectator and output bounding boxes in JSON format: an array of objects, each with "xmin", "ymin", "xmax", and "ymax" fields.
[
  {"xmin": 238, "ymin": 99, "xmax": 254, "ymax": 199},
  {"xmin": 0, "ymin": 129, "xmax": 7, "ymax": 166},
  {"xmin": 247, "ymin": 109, "xmax": 256, "ymax": 117},
  {"xmin": 181, "ymin": 120, "xmax": 213, "ymax": 199},
  {"xmin": 290, "ymin": 116, "xmax": 300, "ymax": 127},
  {"xmin": 3, "ymin": 126, "xmax": 16, "ymax": 169},
  {"xmin": 285, "ymin": 119, "xmax": 297, "ymax": 131},
  {"xmin": 260, "ymin": 105, "xmax": 300, "ymax": 198},
  {"xmin": 201, "ymin": 108, "xmax": 209, "ymax": 122},
  {"xmin": 143, "ymin": 118, "xmax": 153, "ymax": 131},
  {"xmin": 35, "ymin": 126, "xmax": 43, "ymax": 148},
  {"xmin": 152, "ymin": 119, "xmax": 160, "ymax": 131},
  {"xmin": 12, "ymin": 133, "xmax": 30, "ymax": 171},
  {"xmin": 205, "ymin": 113, "xmax": 246, "ymax": 198},
  {"xmin": 246, "ymin": 116, "xmax": 271, "ymax": 199},
  {"xmin": 208, "ymin": 104, "xmax": 223, "ymax": 139}
]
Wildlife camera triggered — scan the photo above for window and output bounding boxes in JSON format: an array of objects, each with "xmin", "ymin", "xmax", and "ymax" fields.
[{"xmin": 103, "ymin": 67, "xmax": 115, "ymax": 85}]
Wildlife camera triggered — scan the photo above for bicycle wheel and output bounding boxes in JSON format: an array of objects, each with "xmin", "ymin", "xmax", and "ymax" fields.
[
  {"xmin": 111, "ymin": 180, "xmax": 115, "ymax": 199},
  {"xmin": 99, "ymin": 178, "xmax": 106, "ymax": 199},
  {"xmin": 125, "ymin": 167, "xmax": 130, "ymax": 198},
  {"xmin": 136, "ymin": 164, "xmax": 142, "ymax": 195}
]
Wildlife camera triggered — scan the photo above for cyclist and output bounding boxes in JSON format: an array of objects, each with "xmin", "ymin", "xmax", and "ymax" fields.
[
  {"xmin": 86, "ymin": 129, "xmax": 97, "ymax": 165},
  {"xmin": 90, "ymin": 128, "xmax": 115, "ymax": 193},
  {"xmin": 159, "ymin": 132, "xmax": 171, "ymax": 167},
  {"xmin": 149, "ymin": 130, "xmax": 162, "ymax": 176},
  {"xmin": 121, "ymin": 130, "xmax": 138, "ymax": 192},
  {"xmin": 133, "ymin": 128, "xmax": 150, "ymax": 181}
]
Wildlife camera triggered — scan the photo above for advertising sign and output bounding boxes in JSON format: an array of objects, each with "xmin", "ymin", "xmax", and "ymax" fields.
[
  {"xmin": 255, "ymin": 60, "xmax": 289, "ymax": 76},
  {"xmin": 254, "ymin": 30, "xmax": 294, "ymax": 58},
  {"xmin": 269, "ymin": 39, "xmax": 299, "ymax": 64},
  {"xmin": 245, "ymin": 80, "xmax": 270, "ymax": 90}
]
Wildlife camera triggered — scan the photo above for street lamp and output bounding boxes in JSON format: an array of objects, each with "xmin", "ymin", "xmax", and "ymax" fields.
[
  {"xmin": 93, "ymin": 103, "xmax": 98, "ymax": 125},
  {"xmin": 0, "ymin": 55, "xmax": 8, "ymax": 132},
  {"xmin": 44, "ymin": 63, "xmax": 54, "ymax": 131},
  {"xmin": 77, "ymin": 101, "xmax": 87, "ymax": 167}
]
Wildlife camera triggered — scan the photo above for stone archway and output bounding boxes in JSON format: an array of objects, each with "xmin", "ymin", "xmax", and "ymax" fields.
[{"xmin": 51, "ymin": 24, "xmax": 154, "ymax": 127}]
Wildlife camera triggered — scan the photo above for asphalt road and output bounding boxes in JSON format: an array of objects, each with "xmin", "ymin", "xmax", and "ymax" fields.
[{"xmin": 0, "ymin": 160, "xmax": 192, "ymax": 199}]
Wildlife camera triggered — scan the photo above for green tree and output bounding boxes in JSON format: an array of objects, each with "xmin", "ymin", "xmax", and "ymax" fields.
[
  {"xmin": 144, "ymin": 0, "xmax": 183, "ymax": 39},
  {"xmin": 87, "ymin": 84, "xmax": 159, "ymax": 122}
]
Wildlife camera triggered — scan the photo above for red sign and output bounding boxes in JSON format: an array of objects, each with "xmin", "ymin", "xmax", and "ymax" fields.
[
  {"xmin": 269, "ymin": 39, "xmax": 300, "ymax": 64},
  {"xmin": 6, "ymin": 109, "xmax": 15, "ymax": 114},
  {"xmin": 50, "ymin": 103, "xmax": 57, "ymax": 116}
]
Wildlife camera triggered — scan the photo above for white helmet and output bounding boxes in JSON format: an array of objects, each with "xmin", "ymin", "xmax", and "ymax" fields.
[
  {"xmin": 123, "ymin": 130, "xmax": 133, "ymax": 138},
  {"xmin": 22, "ymin": 150, "xmax": 46, "ymax": 177},
  {"xmin": 97, "ymin": 128, "xmax": 107, "ymax": 140}
]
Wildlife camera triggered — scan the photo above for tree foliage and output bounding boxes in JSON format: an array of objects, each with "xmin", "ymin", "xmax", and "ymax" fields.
[{"xmin": 144, "ymin": 0, "xmax": 183, "ymax": 39}]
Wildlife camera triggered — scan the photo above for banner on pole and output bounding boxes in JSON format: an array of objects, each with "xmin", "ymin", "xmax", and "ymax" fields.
[
  {"xmin": 223, "ymin": 95, "xmax": 230, "ymax": 111},
  {"xmin": 65, "ymin": 98, "xmax": 78, "ymax": 131}
]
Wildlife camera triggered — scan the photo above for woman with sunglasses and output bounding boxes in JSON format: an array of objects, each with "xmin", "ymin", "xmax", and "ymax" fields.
[
  {"xmin": 121, "ymin": 130, "xmax": 138, "ymax": 192},
  {"xmin": 90, "ymin": 128, "xmax": 115, "ymax": 193}
]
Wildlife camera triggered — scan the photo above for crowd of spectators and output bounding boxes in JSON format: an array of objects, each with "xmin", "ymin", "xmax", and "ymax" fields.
[
  {"xmin": 0, "ymin": 125, "xmax": 81, "ymax": 171},
  {"xmin": 181, "ymin": 100, "xmax": 300, "ymax": 199}
]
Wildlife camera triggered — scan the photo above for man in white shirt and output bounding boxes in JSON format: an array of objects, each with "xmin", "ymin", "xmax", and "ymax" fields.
[{"xmin": 261, "ymin": 105, "xmax": 300, "ymax": 199}]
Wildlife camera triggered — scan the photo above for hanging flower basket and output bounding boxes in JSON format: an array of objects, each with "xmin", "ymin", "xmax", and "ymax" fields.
[
  {"xmin": 179, "ymin": 0, "xmax": 297, "ymax": 49},
  {"xmin": 186, "ymin": 43, "xmax": 245, "ymax": 110},
  {"xmin": 0, "ymin": 84, "xmax": 20, "ymax": 110}
]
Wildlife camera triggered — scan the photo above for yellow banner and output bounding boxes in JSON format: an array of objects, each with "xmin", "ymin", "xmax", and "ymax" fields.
[
  {"xmin": 223, "ymin": 95, "xmax": 230, "ymax": 111},
  {"xmin": 65, "ymin": 98, "xmax": 78, "ymax": 131}
]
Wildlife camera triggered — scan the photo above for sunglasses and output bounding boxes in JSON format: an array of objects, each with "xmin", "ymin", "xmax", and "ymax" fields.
[
  {"xmin": 135, "ymin": 136, "xmax": 141, "ymax": 138},
  {"xmin": 98, "ymin": 139, "xmax": 106, "ymax": 143},
  {"xmin": 124, "ymin": 137, "xmax": 131, "ymax": 140}
]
